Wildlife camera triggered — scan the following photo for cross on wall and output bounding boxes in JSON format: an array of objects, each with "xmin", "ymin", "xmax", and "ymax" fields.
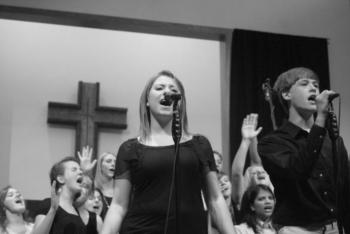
[{"xmin": 47, "ymin": 81, "xmax": 127, "ymax": 160}]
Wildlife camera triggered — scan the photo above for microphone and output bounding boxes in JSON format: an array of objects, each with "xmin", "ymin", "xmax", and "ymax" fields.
[
  {"xmin": 164, "ymin": 92, "xmax": 182, "ymax": 102},
  {"xmin": 328, "ymin": 93, "xmax": 339, "ymax": 102},
  {"xmin": 262, "ymin": 78, "xmax": 272, "ymax": 101}
]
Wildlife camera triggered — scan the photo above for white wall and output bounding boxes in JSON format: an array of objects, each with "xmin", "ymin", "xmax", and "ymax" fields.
[
  {"xmin": 1, "ymin": 1, "xmax": 349, "ymax": 135},
  {"xmin": 1, "ymin": 0, "xmax": 350, "ymax": 197},
  {"xmin": 0, "ymin": 19, "xmax": 223, "ymax": 199}
]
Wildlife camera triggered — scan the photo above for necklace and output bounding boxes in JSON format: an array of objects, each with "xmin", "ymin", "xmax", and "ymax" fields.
[{"xmin": 101, "ymin": 193, "xmax": 110, "ymax": 209}]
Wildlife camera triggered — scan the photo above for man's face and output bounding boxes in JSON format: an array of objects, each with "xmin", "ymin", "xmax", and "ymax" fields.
[{"xmin": 284, "ymin": 78, "xmax": 320, "ymax": 115}]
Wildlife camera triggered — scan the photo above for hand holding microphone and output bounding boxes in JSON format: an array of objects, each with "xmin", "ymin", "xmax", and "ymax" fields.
[
  {"xmin": 315, "ymin": 90, "xmax": 339, "ymax": 127},
  {"xmin": 316, "ymin": 90, "xmax": 339, "ymax": 111},
  {"xmin": 326, "ymin": 92, "xmax": 340, "ymax": 140}
]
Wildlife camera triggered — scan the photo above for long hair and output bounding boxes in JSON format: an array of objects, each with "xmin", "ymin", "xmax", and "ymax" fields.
[
  {"xmin": 94, "ymin": 152, "xmax": 116, "ymax": 191},
  {"xmin": 0, "ymin": 186, "xmax": 31, "ymax": 232},
  {"xmin": 240, "ymin": 184, "xmax": 275, "ymax": 234},
  {"xmin": 138, "ymin": 70, "xmax": 189, "ymax": 140},
  {"xmin": 0, "ymin": 186, "xmax": 10, "ymax": 232}
]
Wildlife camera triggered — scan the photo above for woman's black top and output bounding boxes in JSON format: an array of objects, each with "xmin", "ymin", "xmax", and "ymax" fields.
[
  {"xmin": 85, "ymin": 211, "xmax": 98, "ymax": 234},
  {"xmin": 50, "ymin": 206, "xmax": 86, "ymax": 234},
  {"xmin": 115, "ymin": 135, "xmax": 217, "ymax": 234},
  {"xmin": 100, "ymin": 195, "xmax": 112, "ymax": 220}
]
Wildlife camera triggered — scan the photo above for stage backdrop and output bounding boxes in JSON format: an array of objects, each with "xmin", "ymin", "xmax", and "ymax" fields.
[
  {"xmin": 0, "ymin": 18, "xmax": 225, "ymax": 199},
  {"xmin": 230, "ymin": 29, "xmax": 330, "ymax": 164}
]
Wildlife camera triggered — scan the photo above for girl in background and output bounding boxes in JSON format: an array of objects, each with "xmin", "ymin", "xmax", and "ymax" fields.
[
  {"xmin": 78, "ymin": 146, "xmax": 116, "ymax": 220},
  {"xmin": 75, "ymin": 175, "xmax": 103, "ymax": 234},
  {"xmin": 231, "ymin": 114, "xmax": 273, "ymax": 213},
  {"xmin": 0, "ymin": 186, "xmax": 33, "ymax": 234},
  {"xmin": 234, "ymin": 184, "xmax": 276, "ymax": 234},
  {"xmin": 94, "ymin": 152, "xmax": 116, "ymax": 219},
  {"xmin": 84, "ymin": 188, "xmax": 103, "ymax": 217}
]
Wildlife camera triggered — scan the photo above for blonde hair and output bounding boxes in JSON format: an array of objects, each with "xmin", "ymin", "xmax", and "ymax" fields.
[
  {"xmin": 138, "ymin": 70, "xmax": 189, "ymax": 141},
  {"xmin": 94, "ymin": 152, "xmax": 116, "ymax": 190},
  {"xmin": 243, "ymin": 165, "xmax": 274, "ymax": 193}
]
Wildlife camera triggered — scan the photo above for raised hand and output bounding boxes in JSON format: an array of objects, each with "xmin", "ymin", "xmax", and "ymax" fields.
[
  {"xmin": 50, "ymin": 180, "xmax": 61, "ymax": 212},
  {"xmin": 241, "ymin": 113, "xmax": 263, "ymax": 141},
  {"xmin": 78, "ymin": 145, "xmax": 97, "ymax": 173}
]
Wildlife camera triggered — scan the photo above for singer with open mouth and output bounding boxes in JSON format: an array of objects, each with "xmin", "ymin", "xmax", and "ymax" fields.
[
  {"xmin": 101, "ymin": 70, "xmax": 235, "ymax": 234},
  {"xmin": 258, "ymin": 67, "xmax": 350, "ymax": 234}
]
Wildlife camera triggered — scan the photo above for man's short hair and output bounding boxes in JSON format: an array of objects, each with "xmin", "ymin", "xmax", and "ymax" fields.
[{"xmin": 273, "ymin": 67, "xmax": 319, "ymax": 115}]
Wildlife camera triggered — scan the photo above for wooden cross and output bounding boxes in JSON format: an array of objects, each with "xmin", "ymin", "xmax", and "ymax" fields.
[{"xmin": 47, "ymin": 81, "xmax": 127, "ymax": 159}]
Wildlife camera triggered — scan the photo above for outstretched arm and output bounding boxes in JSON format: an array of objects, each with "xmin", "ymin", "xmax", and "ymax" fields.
[
  {"xmin": 249, "ymin": 138, "xmax": 262, "ymax": 166},
  {"xmin": 206, "ymin": 172, "xmax": 235, "ymax": 234},
  {"xmin": 100, "ymin": 176, "xmax": 131, "ymax": 234},
  {"xmin": 231, "ymin": 114, "xmax": 262, "ymax": 204}
]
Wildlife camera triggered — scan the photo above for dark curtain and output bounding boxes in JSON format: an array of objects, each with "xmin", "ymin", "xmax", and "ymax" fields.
[{"xmin": 230, "ymin": 29, "xmax": 330, "ymax": 163}]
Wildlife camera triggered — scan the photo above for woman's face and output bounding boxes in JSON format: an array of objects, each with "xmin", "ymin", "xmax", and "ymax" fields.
[
  {"xmin": 101, "ymin": 154, "xmax": 116, "ymax": 179},
  {"xmin": 60, "ymin": 161, "xmax": 83, "ymax": 194},
  {"xmin": 214, "ymin": 153, "xmax": 223, "ymax": 172},
  {"xmin": 249, "ymin": 166, "xmax": 270, "ymax": 186},
  {"xmin": 219, "ymin": 175, "xmax": 232, "ymax": 199},
  {"xmin": 251, "ymin": 189, "xmax": 275, "ymax": 221},
  {"xmin": 3, "ymin": 188, "xmax": 26, "ymax": 214},
  {"xmin": 147, "ymin": 75, "xmax": 180, "ymax": 119},
  {"xmin": 84, "ymin": 190, "xmax": 103, "ymax": 215}
]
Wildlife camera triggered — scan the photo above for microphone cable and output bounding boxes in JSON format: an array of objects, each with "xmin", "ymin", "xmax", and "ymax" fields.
[
  {"xmin": 163, "ymin": 100, "xmax": 182, "ymax": 234},
  {"xmin": 328, "ymin": 95, "xmax": 345, "ymax": 234}
]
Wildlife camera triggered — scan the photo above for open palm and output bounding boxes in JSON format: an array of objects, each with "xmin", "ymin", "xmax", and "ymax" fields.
[{"xmin": 241, "ymin": 113, "xmax": 262, "ymax": 140}]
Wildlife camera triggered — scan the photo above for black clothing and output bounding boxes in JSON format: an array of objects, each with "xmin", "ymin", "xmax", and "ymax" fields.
[
  {"xmin": 86, "ymin": 212, "xmax": 98, "ymax": 234},
  {"xmin": 50, "ymin": 206, "xmax": 86, "ymax": 234},
  {"xmin": 114, "ymin": 135, "xmax": 217, "ymax": 234},
  {"xmin": 28, "ymin": 197, "xmax": 51, "ymax": 219},
  {"xmin": 100, "ymin": 195, "xmax": 112, "ymax": 220},
  {"xmin": 258, "ymin": 120, "xmax": 350, "ymax": 230}
]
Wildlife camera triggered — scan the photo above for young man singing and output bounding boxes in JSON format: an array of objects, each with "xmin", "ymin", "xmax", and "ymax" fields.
[{"xmin": 258, "ymin": 67, "xmax": 350, "ymax": 234}]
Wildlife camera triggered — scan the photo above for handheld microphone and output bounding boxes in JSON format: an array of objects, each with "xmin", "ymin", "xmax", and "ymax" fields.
[
  {"xmin": 164, "ymin": 93, "xmax": 182, "ymax": 102},
  {"xmin": 328, "ymin": 93, "xmax": 339, "ymax": 102}
]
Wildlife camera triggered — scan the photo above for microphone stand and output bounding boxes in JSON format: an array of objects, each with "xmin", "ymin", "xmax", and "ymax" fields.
[
  {"xmin": 164, "ymin": 99, "xmax": 182, "ymax": 234},
  {"xmin": 327, "ymin": 103, "xmax": 344, "ymax": 234},
  {"xmin": 172, "ymin": 100, "xmax": 182, "ymax": 234}
]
